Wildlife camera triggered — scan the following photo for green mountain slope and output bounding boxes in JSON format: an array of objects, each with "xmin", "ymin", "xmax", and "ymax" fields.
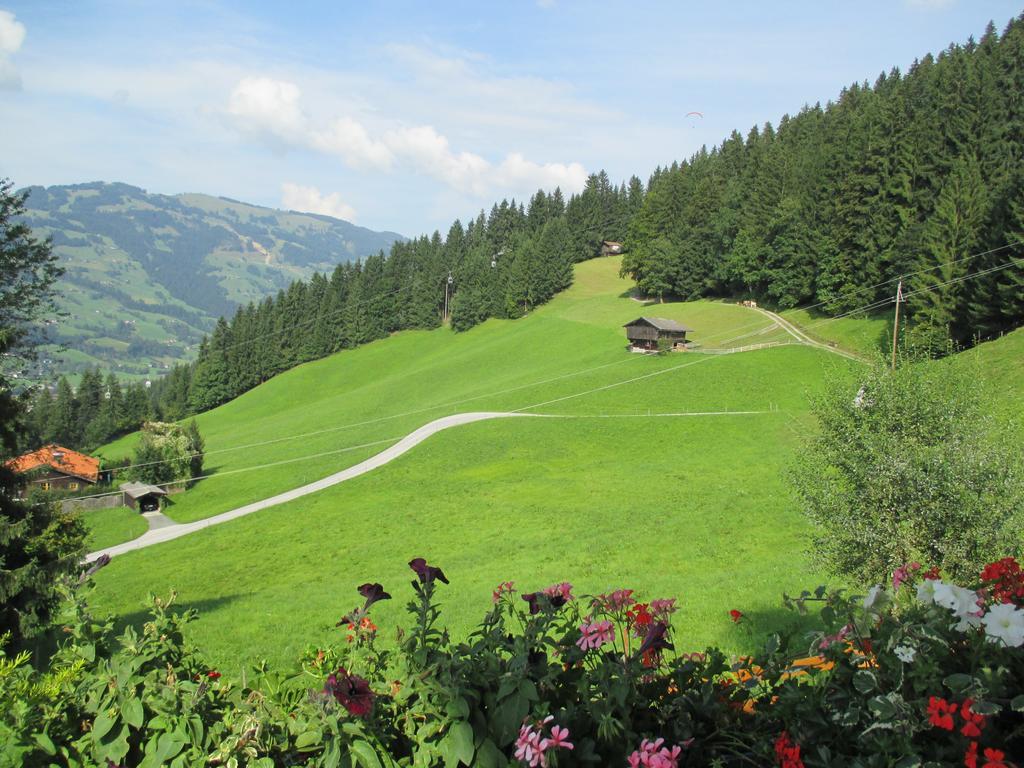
[
  {"xmin": 90, "ymin": 257, "xmax": 860, "ymax": 668},
  {"xmin": 14, "ymin": 182, "xmax": 404, "ymax": 381}
]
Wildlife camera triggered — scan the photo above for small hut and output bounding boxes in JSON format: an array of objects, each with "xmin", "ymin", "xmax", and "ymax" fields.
[
  {"xmin": 120, "ymin": 481, "xmax": 168, "ymax": 513},
  {"xmin": 601, "ymin": 241, "xmax": 624, "ymax": 256},
  {"xmin": 623, "ymin": 317, "xmax": 692, "ymax": 352}
]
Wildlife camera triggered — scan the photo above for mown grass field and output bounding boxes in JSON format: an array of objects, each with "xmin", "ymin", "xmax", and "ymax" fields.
[{"xmin": 85, "ymin": 258, "xmax": 903, "ymax": 671}]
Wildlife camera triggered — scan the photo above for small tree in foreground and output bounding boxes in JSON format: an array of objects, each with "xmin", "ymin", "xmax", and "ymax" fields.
[{"xmin": 790, "ymin": 355, "xmax": 1024, "ymax": 584}]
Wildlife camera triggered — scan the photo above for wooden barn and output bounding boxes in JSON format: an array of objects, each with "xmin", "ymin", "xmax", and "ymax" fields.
[
  {"xmin": 6, "ymin": 444, "xmax": 101, "ymax": 494},
  {"xmin": 601, "ymin": 240, "xmax": 624, "ymax": 256},
  {"xmin": 120, "ymin": 481, "xmax": 168, "ymax": 513},
  {"xmin": 623, "ymin": 317, "xmax": 692, "ymax": 352}
]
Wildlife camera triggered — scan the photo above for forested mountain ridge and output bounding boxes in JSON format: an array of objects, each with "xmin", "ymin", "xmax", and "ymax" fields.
[
  {"xmin": 621, "ymin": 16, "xmax": 1024, "ymax": 352},
  {"xmin": 12, "ymin": 182, "xmax": 404, "ymax": 381}
]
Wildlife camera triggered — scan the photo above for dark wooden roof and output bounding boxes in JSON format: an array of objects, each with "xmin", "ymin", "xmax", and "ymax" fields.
[
  {"xmin": 623, "ymin": 317, "xmax": 692, "ymax": 332},
  {"xmin": 120, "ymin": 481, "xmax": 168, "ymax": 500}
]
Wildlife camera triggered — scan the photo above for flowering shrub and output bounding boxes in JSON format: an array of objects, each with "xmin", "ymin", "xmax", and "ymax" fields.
[{"xmin": 2, "ymin": 554, "xmax": 1024, "ymax": 766}]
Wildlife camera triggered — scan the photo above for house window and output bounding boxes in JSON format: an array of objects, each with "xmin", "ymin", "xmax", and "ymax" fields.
[
  {"xmin": 69, "ymin": 482, "xmax": 79, "ymax": 490},
  {"xmin": 40, "ymin": 482, "xmax": 50, "ymax": 491}
]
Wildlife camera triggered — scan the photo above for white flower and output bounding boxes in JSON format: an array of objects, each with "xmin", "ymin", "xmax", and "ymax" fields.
[
  {"xmin": 894, "ymin": 644, "xmax": 916, "ymax": 663},
  {"xmin": 982, "ymin": 603, "xmax": 1024, "ymax": 648},
  {"xmin": 916, "ymin": 579, "xmax": 941, "ymax": 605},
  {"xmin": 931, "ymin": 583, "xmax": 984, "ymax": 633},
  {"xmin": 863, "ymin": 585, "xmax": 887, "ymax": 611}
]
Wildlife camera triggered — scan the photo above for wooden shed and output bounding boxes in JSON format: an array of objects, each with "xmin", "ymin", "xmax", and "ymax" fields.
[
  {"xmin": 623, "ymin": 317, "xmax": 692, "ymax": 352},
  {"xmin": 601, "ymin": 240, "xmax": 624, "ymax": 256},
  {"xmin": 120, "ymin": 481, "xmax": 168, "ymax": 512}
]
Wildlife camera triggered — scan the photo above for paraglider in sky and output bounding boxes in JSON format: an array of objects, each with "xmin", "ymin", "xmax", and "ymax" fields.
[{"xmin": 686, "ymin": 111, "xmax": 704, "ymax": 118}]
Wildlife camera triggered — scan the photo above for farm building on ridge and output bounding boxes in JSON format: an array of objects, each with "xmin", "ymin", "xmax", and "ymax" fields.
[
  {"xmin": 623, "ymin": 317, "xmax": 693, "ymax": 352},
  {"xmin": 601, "ymin": 241, "xmax": 624, "ymax": 256},
  {"xmin": 5, "ymin": 444, "xmax": 101, "ymax": 494}
]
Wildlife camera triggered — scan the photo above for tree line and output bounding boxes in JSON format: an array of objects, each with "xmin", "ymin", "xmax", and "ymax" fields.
[{"xmin": 621, "ymin": 17, "xmax": 1024, "ymax": 353}]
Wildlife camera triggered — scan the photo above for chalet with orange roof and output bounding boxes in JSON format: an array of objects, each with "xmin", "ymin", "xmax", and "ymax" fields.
[{"xmin": 6, "ymin": 445, "xmax": 101, "ymax": 494}]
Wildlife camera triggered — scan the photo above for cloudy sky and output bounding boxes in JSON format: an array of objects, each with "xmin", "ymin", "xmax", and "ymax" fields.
[{"xmin": 0, "ymin": 1, "xmax": 1019, "ymax": 237}]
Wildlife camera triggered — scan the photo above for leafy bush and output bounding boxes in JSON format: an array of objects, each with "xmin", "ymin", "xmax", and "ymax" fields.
[{"xmin": 3, "ymin": 554, "xmax": 1023, "ymax": 766}]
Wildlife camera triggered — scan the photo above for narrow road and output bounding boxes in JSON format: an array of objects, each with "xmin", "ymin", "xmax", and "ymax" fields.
[
  {"xmin": 86, "ymin": 412, "xmax": 536, "ymax": 562},
  {"xmin": 748, "ymin": 306, "xmax": 866, "ymax": 362}
]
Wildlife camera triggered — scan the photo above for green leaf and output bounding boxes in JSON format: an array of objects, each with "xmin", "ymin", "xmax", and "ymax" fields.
[
  {"xmin": 91, "ymin": 711, "xmax": 116, "ymax": 742},
  {"xmin": 33, "ymin": 732, "xmax": 56, "ymax": 756},
  {"xmin": 868, "ymin": 696, "xmax": 897, "ymax": 721},
  {"xmin": 853, "ymin": 670, "xmax": 877, "ymax": 694},
  {"xmin": 351, "ymin": 740, "xmax": 384, "ymax": 768},
  {"xmin": 894, "ymin": 756, "xmax": 921, "ymax": 768},
  {"xmin": 1011, "ymin": 694, "xmax": 1024, "ymax": 712},
  {"xmin": 943, "ymin": 673, "xmax": 975, "ymax": 694},
  {"xmin": 518, "ymin": 679, "xmax": 538, "ymax": 702},
  {"xmin": 122, "ymin": 698, "xmax": 144, "ymax": 729},
  {"xmin": 450, "ymin": 721, "xmax": 475, "ymax": 766},
  {"xmin": 969, "ymin": 700, "xmax": 1001, "ymax": 716},
  {"xmin": 445, "ymin": 697, "xmax": 470, "ymax": 720},
  {"xmin": 295, "ymin": 729, "xmax": 323, "ymax": 750}
]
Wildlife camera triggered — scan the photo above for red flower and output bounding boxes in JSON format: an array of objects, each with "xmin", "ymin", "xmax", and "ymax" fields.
[
  {"xmin": 729, "ymin": 609, "xmax": 744, "ymax": 623},
  {"xmin": 965, "ymin": 741, "xmax": 978, "ymax": 768},
  {"xmin": 980, "ymin": 557, "xmax": 1024, "ymax": 605},
  {"xmin": 206, "ymin": 670, "xmax": 221, "ymax": 680},
  {"xmin": 773, "ymin": 731, "xmax": 804, "ymax": 768},
  {"xmin": 927, "ymin": 696, "xmax": 955, "ymax": 731},
  {"xmin": 958, "ymin": 698, "xmax": 987, "ymax": 739},
  {"xmin": 922, "ymin": 566, "xmax": 942, "ymax": 580},
  {"xmin": 982, "ymin": 747, "xmax": 1007, "ymax": 768},
  {"xmin": 324, "ymin": 667, "xmax": 374, "ymax": 717}
]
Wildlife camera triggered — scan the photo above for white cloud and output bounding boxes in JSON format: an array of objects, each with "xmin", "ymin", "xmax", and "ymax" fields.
[
  {"xmin": 226, "ymin": 76, "xmax": 306, "ymax": 144},
  {"xmin": 225, "ymin": 75, "xmax": 588, "ymax": 198},
  {"xmin": 0, "ymin": 10, "xmax": 26, "ymax": 90},
  {"xmin": 311, "ymin": 117, "xmax": 394, "ymax": 170},
  {"xmin": 281, "ymin": 182, "xmax": 357, "ymax": 222}
]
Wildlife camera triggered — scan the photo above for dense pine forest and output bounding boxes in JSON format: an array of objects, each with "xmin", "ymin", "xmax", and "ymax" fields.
[{"xmin": 29, "ymin": 15, "xmax": 1024, "ymax": 452}]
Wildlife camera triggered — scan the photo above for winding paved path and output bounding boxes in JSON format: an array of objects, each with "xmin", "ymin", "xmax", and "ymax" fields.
[{"xmin": 86, "ymin": 412, "xmax": 536, "ymax": 562}]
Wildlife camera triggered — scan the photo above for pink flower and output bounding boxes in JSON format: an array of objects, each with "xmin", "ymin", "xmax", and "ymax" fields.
[
  {"xmin": 542, "ymin": 582, "xmax": 575, "ymax": 602},
  {"xmin": 892, "ymin": 562, "xmax": 921, "ymax": 591},
  {"xmin": 515, "ymin": 718, "xmax": 573, "ymax": 767},
  {"xmin": 542, "ymin": 725, "xmax": 574, "ymax": 751},
  {"xmin": 492, "ymin": 581, "xmax": 516, "ymax": 603},
  {"xmin": 626, "ymin": 736, "xmax": 686, "ymax": 768},
  {"xmin": 576, "ymin": 620, "xmax": 615, "ymax": 651},
  {"xmin": 818, "ymin": 624, "xmax": 852, "ymax": 650},
  {"xmin": 650, "ymin": 598, "xmax": 677, "ymax": 620},
  {"xmin": 594, "ymin": 589, "xmax": 636, "ymax": 612}
]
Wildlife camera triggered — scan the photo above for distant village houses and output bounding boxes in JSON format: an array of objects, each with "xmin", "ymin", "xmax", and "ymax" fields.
[
  {"xmin": 623, "ymin": 317, "xmax": 692, "ymax": 352},
  {"xmin": 5, "ymin": 445, "xmax": 102, "ymax": 495}
]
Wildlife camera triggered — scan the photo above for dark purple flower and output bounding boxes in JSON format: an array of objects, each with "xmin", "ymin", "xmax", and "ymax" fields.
[
  {"xmin": 324, "ymin": 667, "xmax": 374, "ymax": 717},
  {"xmin": 522, "ymin": 592, "xmax": 541, "ymax": 614},
  {"xmin": 409, "ymin": 558, "xmax": 449, "ymax": 585},
  {"xmin": 79, "ymin": 553, "xmax": 111, "ymax": 584},
  {"xmin": 636, "ymin": 621, "xmax": 674, "ymax": 657},
  {"xmin": 357, "ymin": 582, "xmax": 391, "ymax": 611}
]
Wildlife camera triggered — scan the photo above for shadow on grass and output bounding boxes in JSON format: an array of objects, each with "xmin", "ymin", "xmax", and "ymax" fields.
[
  {"xmin": 106, "ymin": 592, "xmax": 244, "ymax": 638},
  {"xmin": 725, "ymin": 604, "xmax": 826, "ymax": 657}
]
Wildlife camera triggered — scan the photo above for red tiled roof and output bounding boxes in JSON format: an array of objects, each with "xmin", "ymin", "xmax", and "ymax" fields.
[{"xmin": 5, "ymin": 444, "xmax": 100, "ymax": 483}]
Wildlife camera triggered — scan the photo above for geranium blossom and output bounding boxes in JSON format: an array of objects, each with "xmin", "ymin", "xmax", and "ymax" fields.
[
  {"xmin": 773, "ymin": 731, "xmax": 804, "ymax": 768},
  {"xmin": 594, "ymin": 589, "xmax": 635, "ymax": 612},
  {"xmin": 577, "ymin": 620, "xmax": 615, "ymax": 651},
  {"xmin": 892, "ymin": 561, "xmax": 921, "ymax": 591},
  {"xmin": 515, "ymin": 717, "xmax": 572, "ymax": 767},
  {"xmin": 649, "ymin": 598, "xmax": 677, "ymax": 620},
  {"xmin": 927, "ymin": 696, "xmax": 955, "ymax": 730},
  {"xmin": 981, "ymin": 602, "xmax": 1024, "ymax": 647},
  {"xmin": 729, "ymin": 609, "xmax": 743, "ymax": 623},
  {"xmin": 492, "ymin": 580, "xmax": 515, "ymax": 603},
  {"xmin": 819, "ymin": 624, "xmax": 851, "ymax": 650},
  {"xmin": 542, "ymin": 582, "xmax": 575, "ymax": 603},
  {"xmin": 980, "ymin": 557, "xmax": 1024, "ymax": 605},
  {"xmin": 982, "ymin": 747, "xmax": 1007, "ymax": 768},
  {"xmin": 626, "ymin": 737, "xmax": 684, "ymax": 768}
]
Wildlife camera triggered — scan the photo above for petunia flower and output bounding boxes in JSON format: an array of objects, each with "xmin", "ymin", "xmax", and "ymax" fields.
[
  {"xmin": 324, "ymin": 667, "xmax": 374, "ymax": 717},
  {"xmin": 409, "ymin": 557, "xmax": 449, "ymax": 585},
  {"xmin": 636, "ymin": 621, "xmax": 674, "ymax": 658},
  {"xmin": 357, "ymin": 582, "xmax": 391, "ymax": 612},
  {"xmin": 894, "ymin": 645, "xmax": 916, "ymax": 663},
  {"xmin": 982, "ymin": 602, "xmax": 1024, "ymax": 647}
]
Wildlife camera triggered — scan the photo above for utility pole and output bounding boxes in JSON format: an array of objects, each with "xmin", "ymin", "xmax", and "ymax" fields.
[
  {"xmin": 890, "ymin": 278, "xmax": 903, "ymax": 370},
  {"xmin": 443, "ymin": 271, "xmax": 453, "ymax": 322}
]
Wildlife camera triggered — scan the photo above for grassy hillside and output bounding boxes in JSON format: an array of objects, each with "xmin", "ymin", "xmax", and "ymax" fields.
[
  {"xmin": 12, "ymin": 182, "xmax": 404, "ymax": 382},
  {"xmin": 87, "ymin": 257, "xmax": 857, "ymax": 670}
]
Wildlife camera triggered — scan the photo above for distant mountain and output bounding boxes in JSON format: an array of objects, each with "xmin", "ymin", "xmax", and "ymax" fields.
[{"xmin": 14, "ymin": 182, "xmax": 404, "ymax": 382}]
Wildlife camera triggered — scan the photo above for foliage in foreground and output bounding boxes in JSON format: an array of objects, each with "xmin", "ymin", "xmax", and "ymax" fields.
[{"xmin": 3, "ymin": 554, "xmax": 1024, "ymax": 767}]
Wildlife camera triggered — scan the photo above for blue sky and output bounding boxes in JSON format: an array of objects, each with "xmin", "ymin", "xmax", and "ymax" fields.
[{"xmin": 0, "ymin": 1, "xmax": 1020, "ymax": 237}]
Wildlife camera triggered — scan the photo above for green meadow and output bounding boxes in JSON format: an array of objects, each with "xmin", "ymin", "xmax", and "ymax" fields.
[{"xmin": 86, "ymin": 257, "xmax": 1018, "ymax": 673}]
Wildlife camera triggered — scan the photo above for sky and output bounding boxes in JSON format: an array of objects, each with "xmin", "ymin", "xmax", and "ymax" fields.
[{"xmin": 0, "ymin": 1, "xmax": 1020, "ymax": 238}]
